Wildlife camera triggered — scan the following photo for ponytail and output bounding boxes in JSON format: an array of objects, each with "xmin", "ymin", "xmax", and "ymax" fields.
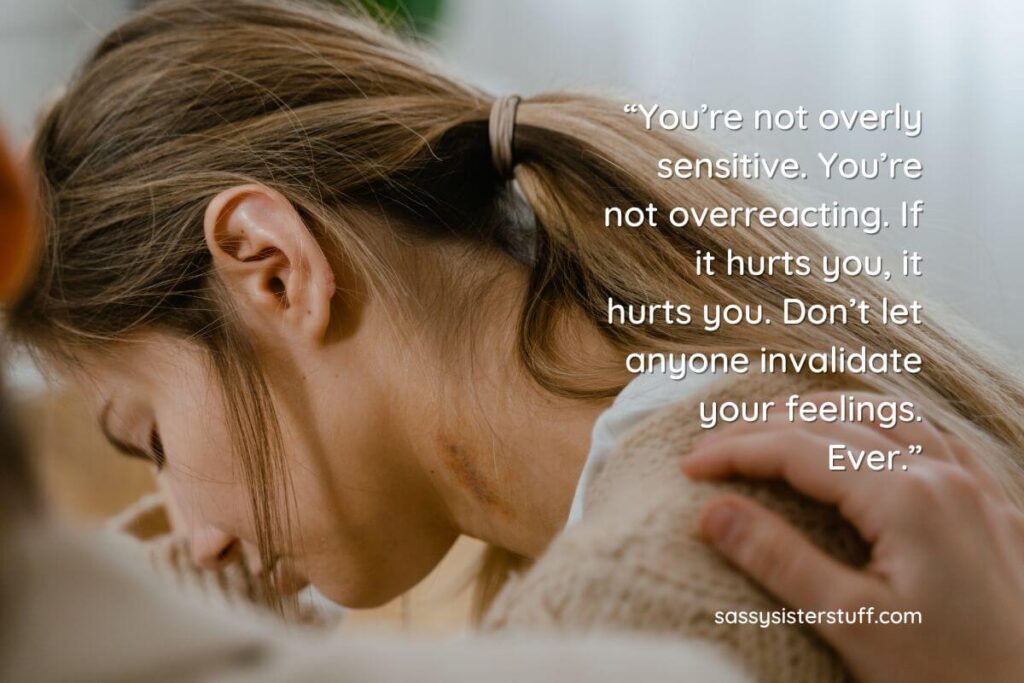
[{"xmin": 506, "ymin": 94, "xmax": 1024, "ymax": 499}]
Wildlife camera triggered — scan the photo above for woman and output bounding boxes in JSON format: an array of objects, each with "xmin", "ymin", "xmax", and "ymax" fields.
[
  {"xmin": 4, "ymin": 123, "xmax": 1024, "ymax": 682},
  {"xmin": 10, "ymin": 0, "xmax": 1024, "ymax": 680},
  {"xmin": 0, "ymin": 132, "xmax": 747, "ymax": 682}
]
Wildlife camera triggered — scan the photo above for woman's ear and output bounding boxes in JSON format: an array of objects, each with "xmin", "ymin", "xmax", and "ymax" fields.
[{"xmin": 203, "ymin": 184, "xmax": 336, "ymax": 346}]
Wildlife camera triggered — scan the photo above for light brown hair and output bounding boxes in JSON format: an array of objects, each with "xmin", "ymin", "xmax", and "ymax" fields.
[{"xmin": 11, "ymin": 0, "xmax": 1024, "ymax": 615}]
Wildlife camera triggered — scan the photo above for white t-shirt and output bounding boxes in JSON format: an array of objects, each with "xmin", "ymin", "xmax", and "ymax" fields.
[{"xmin": 567, "ymin": 369, "xmax": 719, "ymax": 526}]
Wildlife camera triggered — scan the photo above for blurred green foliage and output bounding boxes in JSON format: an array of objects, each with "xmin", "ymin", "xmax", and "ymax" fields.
[{"xmin": 353, "ymin": 0, "xmax": 443, "ymax": 35}]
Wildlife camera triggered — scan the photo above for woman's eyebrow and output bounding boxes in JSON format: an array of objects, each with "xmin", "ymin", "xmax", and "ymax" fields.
[{"xmin": 98, "ymin": 400, "xmax": 148, "ymax": 460}]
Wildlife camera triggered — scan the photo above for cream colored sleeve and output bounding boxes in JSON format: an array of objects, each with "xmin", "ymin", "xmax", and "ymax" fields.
[
  {"xmin": 218, "ymin": 634, "xmax": 756, "ymax": 683},
  {"xmin": 4, "ymin": 519, "xmax": 752, "ymax": 683}
]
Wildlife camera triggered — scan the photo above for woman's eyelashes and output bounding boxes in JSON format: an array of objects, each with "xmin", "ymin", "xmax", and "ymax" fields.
[
  {"xmin": 99, "ymin": 404, "xmax": 164, "ymax": 470},
  {"xmin": 149, "ymin": 427, "xmax": 166, "ymax": 470}
]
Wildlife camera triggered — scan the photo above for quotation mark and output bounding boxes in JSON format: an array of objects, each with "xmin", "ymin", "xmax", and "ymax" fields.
[
  {"xmin": 901, "ymin": 443, "xmax": 923, "ymax": 470},
  {"xmin": 623, "ymin": 103, "xmax": 640, "ymax": 114}
]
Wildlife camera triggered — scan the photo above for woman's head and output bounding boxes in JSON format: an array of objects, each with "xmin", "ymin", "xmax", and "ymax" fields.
[
  {"xmin": 12, "ymin": 0, "xmax": 1024, "ymax": 609},
  {"xmin": 14, "ymin": 0, "xmax": 561, "ymax": 606},
  {"xmin": 12, "ymin": 0, "xmax": 622, "ymax": 607}
]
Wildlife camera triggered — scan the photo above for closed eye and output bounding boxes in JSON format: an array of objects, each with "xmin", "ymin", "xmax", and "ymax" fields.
[
  {"xmin": 149, "ymin": 427, "xmax": 166, "ymax": 470},
  {"xmin": 99, "ymin": 402, "xmax": 165, "ymax": 471}
]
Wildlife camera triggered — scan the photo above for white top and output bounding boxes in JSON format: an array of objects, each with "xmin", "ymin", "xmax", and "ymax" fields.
[{"xmin": 567, "ymin": 369, "xmax": 718, "ymax": 526}]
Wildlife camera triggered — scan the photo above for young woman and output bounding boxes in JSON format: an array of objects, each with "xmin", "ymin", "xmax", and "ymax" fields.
[
  {"xmin": 10, "ymin": 0, "xmax": 1024, "ymax": 680},
  {"xmin": 0, "ymin": 134, "xmax": 748, "ymax": 683},
  {"xmin": 5, "ymin": 116, "xmax": 1024, "ymax": 683}
]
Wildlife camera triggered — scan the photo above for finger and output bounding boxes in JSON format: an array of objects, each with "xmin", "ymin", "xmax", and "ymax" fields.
[
  {"xmin": 837, "ymin": 393, "xmax": 958, "ymax": 464},
  {"xmin": 784, "ymin": 391, "xmax": 959, "ymax": 464},
  {"xmin": 779, "ymin": 418, "xmax": 902, "ymax": 455},
  {"xmin": 699, "ymin": 494, "xmax": 877, "ymax": 615},
  {"xmin": 694, "ymin": 392, "xmax": 958, "ymax": 465},
  {"xmin": 683, "ymin": 430, "xmax": 889, "ymax": 539},
  {"xmin": 761, "ymin": 417, "xmax": 947, "ymax": 475}
]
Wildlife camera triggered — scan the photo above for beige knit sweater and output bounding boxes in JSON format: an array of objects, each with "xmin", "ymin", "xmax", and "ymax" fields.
[{"xmin": 482, "ymin": 371, "xmax": 867, "ymax": 682}]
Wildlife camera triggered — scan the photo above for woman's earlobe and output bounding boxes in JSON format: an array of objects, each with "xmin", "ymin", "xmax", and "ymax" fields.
[{"xmin": 203, "ymin": 184, "xmax": 335, "ymax": 345}]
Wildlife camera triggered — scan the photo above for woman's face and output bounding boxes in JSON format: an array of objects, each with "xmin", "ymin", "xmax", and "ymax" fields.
[
  {"xmin": 68, "ymin": 186, "xmax": 464, "ymax": 608},
  {"xmin": 73, "ymin": 329, "xmax": 459, "ymax": 608}
]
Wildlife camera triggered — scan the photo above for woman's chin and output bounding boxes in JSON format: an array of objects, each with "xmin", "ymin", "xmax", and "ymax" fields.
[
  {"xmin": 307, "ymin": 573, "xmax": 402, "ymax": 609},
  {"xmin": 270, "ymin": 558, "xmax": 310, "ymax": 596}
]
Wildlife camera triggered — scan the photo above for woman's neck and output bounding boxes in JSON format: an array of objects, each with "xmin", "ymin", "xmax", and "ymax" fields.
[
  {"xmin": 440, "ymin": 376, "xmax": 609, "ymax": 558},
  {"xmin": 416, "ymin": 284, "xmax": 624, "ymax": 556}
]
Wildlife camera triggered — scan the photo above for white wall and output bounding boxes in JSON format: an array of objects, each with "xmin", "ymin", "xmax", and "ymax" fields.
[
  {"xmin": 0, "ymin": 1, "xmax": 131, "ymax": 141},
  {"xmin": 1, "ymin": 1, "xmax": 132, "ymax": 390},
  {"xmin": 437, "ymin": 0, "xmax": 1024, "ymax": 348},
  {"xmin": 2, "ymin": 0, "xmax": 1022, "ymax": 367}
]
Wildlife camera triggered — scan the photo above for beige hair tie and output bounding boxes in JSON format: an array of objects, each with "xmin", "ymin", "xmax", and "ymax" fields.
[{"xmin": 489, "ymin": 95, "xmax": 521, "ymax": 179}]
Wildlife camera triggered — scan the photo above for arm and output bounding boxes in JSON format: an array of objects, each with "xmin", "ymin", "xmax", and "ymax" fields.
[{"xmin": 683, "ymin": 392, "xmax": 1024, "ymax": 683}]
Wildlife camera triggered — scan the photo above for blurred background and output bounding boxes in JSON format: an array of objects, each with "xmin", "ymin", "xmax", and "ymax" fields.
[{"xmin": 2, "ymin": 0, "xmax": 1022, "ymax": 631}]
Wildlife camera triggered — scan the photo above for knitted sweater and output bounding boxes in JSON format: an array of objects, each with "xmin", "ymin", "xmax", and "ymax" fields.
[{"xmin": 482, "ymin": 371, "xmax": 867, "ymax": 682}]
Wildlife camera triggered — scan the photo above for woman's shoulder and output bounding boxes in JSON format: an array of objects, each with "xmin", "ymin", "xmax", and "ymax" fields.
[
  {"xmin": 482, "ymin": 370, "xmax": 859, "ymax": 682},
  {"xmin": 582, "ymin": 370, "xmax": 827, "ymax": 508}
]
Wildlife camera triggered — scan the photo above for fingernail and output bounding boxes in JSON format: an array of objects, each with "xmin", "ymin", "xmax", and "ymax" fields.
[{"xmin": 702, "ymin": 503, "xmax": 739, "ymax": 543}]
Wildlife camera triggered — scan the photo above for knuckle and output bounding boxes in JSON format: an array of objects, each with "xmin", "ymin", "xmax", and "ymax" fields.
[
  {"xmin": 899, "ymin": 467, "xmax": 941, "ymax": 503},
  {"xmin": 733, "ymin": 521, "xmax": 789, "ymax": 585},
  {"xmin": 934, "ymin": 465, "xmax": 982, "ymax": 503},
  {"xmin": 946, "ymin": 466, "xmax": 977, "ymax": 492},
  {"xmin": 765, "ymin": 429, "xmax": 799, "ymax": 453},
  {"xmin": 735, "ymin": 538, "xmax": 774, "ymax": 580},
  {"xmin": 790, "ymin": 428, "xmax": 823, "ymax": 453}
]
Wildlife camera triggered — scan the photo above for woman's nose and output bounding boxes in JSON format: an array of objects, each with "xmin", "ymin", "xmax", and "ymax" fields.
[{"xmin": 190, "ymin": 526, "xmax": 241, "ymax": 570}]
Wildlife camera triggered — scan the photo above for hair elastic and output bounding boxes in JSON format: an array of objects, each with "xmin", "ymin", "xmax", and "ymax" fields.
[{"xmin": 489, "ymin": 95, "xmax": 521, "ymax": 179}]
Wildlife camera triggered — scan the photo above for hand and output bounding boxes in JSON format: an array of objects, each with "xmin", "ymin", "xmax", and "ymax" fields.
[{"xmin": 682, "ymin": 393, "xmax": 1024, "ymax": 683}]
